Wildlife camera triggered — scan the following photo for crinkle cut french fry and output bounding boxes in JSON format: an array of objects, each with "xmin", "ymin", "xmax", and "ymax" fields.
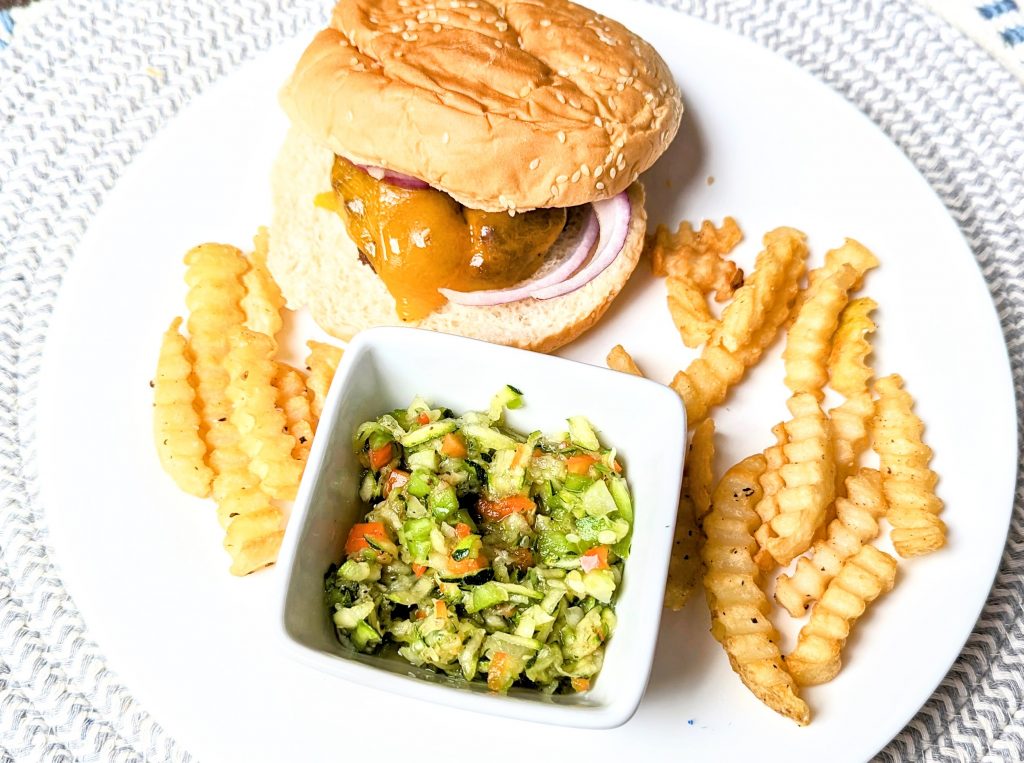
[
  {"xmin": 606, "ymin": 344, "xmax": 644, "ymax": 376},
  {"xmin": 241, "ymin": 227, "xmax": 286, "ymax": 344},
  {"xmin": 671, "ymin": 228, "xmax": 808, "ymax": 424},
  {"xmin": 774, "ymin": 469, "xmax": 887, "ymax": 617},
  {"xmin": 701, "ymin": 454, "xmax": 810, "ymax": 725},
  {"xmin": 786, "ymin": 544, "xmax": 897, "ymax": 686},
  {"xmin": 763, "ymin": 393, "xmax": 835, "ymax": 566},
  {"xmin": 306, "ymin": 340, "xmax": 345, "ymax": 421},
  {"xmin": 224, "ymin": 501, "xmax": 285, "ymax": 576},
  {"xmin": 184, "ymin": 243, "xmax": 248, "ymax": 466},
  {"xmin": 713, "ymin": 228, "xmax": 808, "ymax": 354},
  {"xmin": 829, "ymin": 297, "xmax": 877, "ymax": 398},
  {"xmin": 873, "ymin": 374, "xmax": 945, "ymax": 557},
  {"xmin": 688, "ymin": 419, "xmax": 715, "ymax": 520},
  {"xmin": 782, "ymin": 264, "xmax": 859, "ymax": 399},
  {"xmin": 664, "ymin": 419, "xmax": 715, "ymax": 610},
  {"xmin": 667, "ymin": 275, "xmax": 719, "ymax": 348},
  {"xmin": 275, "ymin": 363, "xmax": 316, "ymax": 463},
  {"xmin": 153, "ymin": 317, "xmax": 214, "ymax": 497},
  {"xmin": 226, "ymin": 327, "xmax": 303, "ymax": 500},
  {"xmin": 664, "ymin": 492, "xmax": 700, "ymax": 611},
  {"xmin": 788, "ymin": 239, "xmax": 880, "ymax": 327},
  {"xmin": 830, "ymin": 392, "xmax": 874, "ymax": 492},
  {"xmin": 753, "ymin": 423, "xmax": 787, "ymax": 571},
  {"xmin": 648, "ymin": 217, "xmax": 744, "ymax": 301}
]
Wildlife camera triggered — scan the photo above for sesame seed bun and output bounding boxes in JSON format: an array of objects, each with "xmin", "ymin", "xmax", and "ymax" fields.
[
  {"xmin": 267, "ymin": 127, "xmax": 646, "ymax": 352},
  {"xmin": 280, "ymin": 0, "xmax": 682, "ymax": 212}
]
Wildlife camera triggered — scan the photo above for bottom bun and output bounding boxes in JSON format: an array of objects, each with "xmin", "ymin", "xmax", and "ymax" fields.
[{"xmin": 267, "ymin": 128, "xmax": 646, "ymax": 354}]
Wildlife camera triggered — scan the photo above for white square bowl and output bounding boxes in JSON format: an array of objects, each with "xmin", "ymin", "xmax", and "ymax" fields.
[{"xmin": 276, "ymin": 326, "xmax": 686, "ymax": 729}]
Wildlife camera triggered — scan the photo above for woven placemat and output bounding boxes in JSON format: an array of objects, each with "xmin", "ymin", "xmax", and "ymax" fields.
[{"xmin": 1, "ymin": 1, "xmax": 1023, "ymax": 760}]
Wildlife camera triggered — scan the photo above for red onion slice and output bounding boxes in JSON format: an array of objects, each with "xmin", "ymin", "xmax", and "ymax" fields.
[
  {"xmin": 354, "ymin": 162, "xmax": 432, "ymax": 190},
  {"xmin": 531, "ymin": 192, "xmax": 632, "ymax": 300},
  {"xmin": 438, "ymin": 206, "xmax": 599, "ymax": 307}
]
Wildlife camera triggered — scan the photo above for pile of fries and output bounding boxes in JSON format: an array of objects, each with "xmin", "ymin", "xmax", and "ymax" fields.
[
  {"xmin": 152, "ymin": 230, "xmax": 343, "ymax": 575},
  {"xmin": 610, "ymin": 219, "xmax": 945, "ymax": 724}
]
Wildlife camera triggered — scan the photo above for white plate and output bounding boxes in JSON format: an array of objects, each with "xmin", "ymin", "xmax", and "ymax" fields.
[{"xmin": 36, "ymin": 1, "xmax": 1016, "ymax": 761}]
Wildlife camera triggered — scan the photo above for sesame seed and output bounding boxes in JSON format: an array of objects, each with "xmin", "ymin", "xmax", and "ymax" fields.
[
  {"xmin": 571, "ymin": 170, "xmax": 581, "ymax": 182},
  {"xmin": 495, "ymin": 40, "xmax": 503, "ymax": 48},
  {"xmin": 616, "ymin": 83, "xmax": 624, "ymax": 92},
  {"xmin": 594, "ymin": 164, "xmax": 603, "ymax": 177},
  {"xmin": 569, "ymin": 99, "xmax": 581, "ymax": 109},
  {"xmin": 550, "ymin": 184, "xmax": 559, "ymax": 196},
  {"xmin": 499, "ymin": 194, "xmax": 508, "ymax": 206},
  {"xmin": 596, "ymin": 181, "xmax": 605, "ymax": 190},
  {"xmin": 583, "ymin": 54, "xmax": 590, "ymax": 62},
  {"xmin": 540, "ymin": 18, "xmax": 551, "ymax": 27},
  {"xmin": 347, "ymin": 110, "xmax": 354, "ymax": 121},
  {"xmin": 618, "ymin": 66, "xmax": 629, "ymax": 76},
  {"xmin": 556, "ymin": 174, "xmax": 568, "ymax": 183},
  {"xmin": 350, "ymin": 56, "xmax": 358, "ymax": 65},
  {"xmin": 391, "ymin": 24, "xmax": 401, "ymax": 32},
  {"xmin": 402, "ymin": 31, "xmax": 418, "ymax": 41},
  {"xmin": 594, "ymin": 116, "xmax": 603, "ymax": 127},
  {"xmin": 433, "ymin": 23, "xmax": 441, "ymax": 32},
  {"xmin": 496, "ymin": 20, "xmax": 508, "ymax": 31},
  {"xmin": 442, "ymin": 132, "xmax": 450, "ymax": 144},
  {"xmin": 439, "ymin": 14, "xmax": 449, "ymax": 22},
  {"xmin": 519, "ymin": 85, "xmax": 531, "ymax": 97},
  {"xmin": 557, "ymin": 131, "xmax": 566, "ymax": 143},
  {"xmin": 609, "ymin": 167, "xmax": 617, "ymax": 179},
  {"xmin": 581, "ymin": 164, "xmax": 590, "ymax": 177},
  {"xmin": 557, "ymin": 69, "xmax": 568, "ymax": 78},
  {"xmin": 608, "ymin": 96, "xmax": 617, "ymax": 109},
  {"xmin": 529, "ymin": 158, "xmax": 540, "ymax": 170},
  {"xmin": 395, "ymin": 50, "xmax": 404, "ymax": 58}
]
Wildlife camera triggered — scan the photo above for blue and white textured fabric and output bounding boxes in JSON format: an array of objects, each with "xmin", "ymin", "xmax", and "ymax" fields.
[
  {"xmin": 1, "ymin": 1, "xmax": 1023, "ymax": 761},
  {"xmin": 977, "ymin": 0, "xmax": 1024, "ymax": 47}
]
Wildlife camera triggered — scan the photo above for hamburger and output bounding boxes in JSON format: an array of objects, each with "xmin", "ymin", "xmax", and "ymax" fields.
[{"xmin": 268, "ymin": 0, "xmax": 682, "ymax": 352}]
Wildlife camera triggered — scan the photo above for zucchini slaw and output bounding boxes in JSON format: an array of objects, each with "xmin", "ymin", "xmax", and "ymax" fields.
[{"xmin": 325, "ymin": 386, "xmax": 633, "ymax": 694}]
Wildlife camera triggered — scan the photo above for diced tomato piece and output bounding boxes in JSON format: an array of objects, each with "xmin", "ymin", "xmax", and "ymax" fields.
[
  {"xmin": 344, "ymin": 522, "xmax": 388, "ymax": 555},
  {"xmin": 383, "ymin": 469, "xmax": 410, "ymax": 497},
  {"xmin": 440, "ymin": 432, "xmax": 467, "ymax": 458},
  {"xmin": 476, "ymin": 494, "xmax": 536, "ymax": 522},
  {"xmin": 571, "ymin": 677, "xmax": 591, "ymax": 692},
  {"xmin": 581, "ymin": 545, "xmax": 610, "ymax": 571},
  {"xmin": 455, "ymin": 522, "xmax": 472, "ymax": 539},
  {"xmin": 566, "ymin": 454, "xmax": 598, "ymax": 475},
  {"xmin": 487, "ymin": 651, "xmax": 512, "ymax": 692},
  {"xmin": 417, "ymin": 411, "xmax": 430, "ymax": 425},
  {"xmin": 510, "ymin": 443, "xmax": 531, "ymax": 470},
  {"xmin": 369, "ymin": 442, "xmax": 394, "ymax": 471}
]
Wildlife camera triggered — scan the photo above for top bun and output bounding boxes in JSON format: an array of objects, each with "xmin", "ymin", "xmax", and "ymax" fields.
[{"xmin": 281, "ymin": 0, "xmax": 682, "ymax": 213}]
